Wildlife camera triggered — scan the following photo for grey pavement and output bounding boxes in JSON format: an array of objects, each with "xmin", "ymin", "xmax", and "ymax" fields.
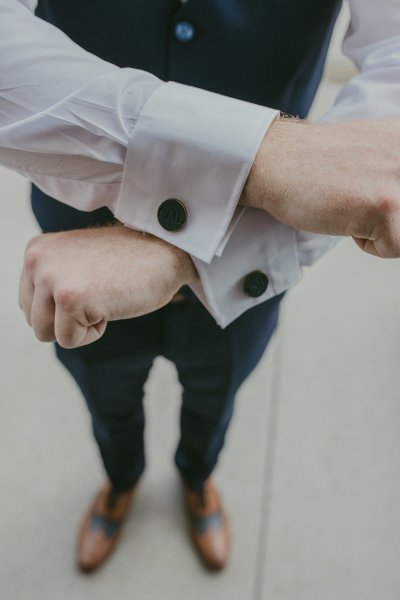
[{"xmin": 1, "ymin": 7, "xmax": 400, "ymax": 600}]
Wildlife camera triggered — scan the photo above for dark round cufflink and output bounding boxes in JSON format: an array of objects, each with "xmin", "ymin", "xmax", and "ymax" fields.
[{"xmin": 157, "ymin": 199, "xmax": 188, "ymax": 232}]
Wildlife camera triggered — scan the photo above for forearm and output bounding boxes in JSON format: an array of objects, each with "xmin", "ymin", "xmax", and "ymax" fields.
[
  {"xmin": 0, "ymin": 0, "xmax": 160, "ymax": 212},
  {"xmin": 240, "ymin": 117, "xmax": 299, "ymax": 213},
  {"xmin": 20, "ymin": 224, "xmax": 199, "ymax": 348},
  {"xmin": 0, "ymin": 0, "xmax": 278, "ymax": 263}
]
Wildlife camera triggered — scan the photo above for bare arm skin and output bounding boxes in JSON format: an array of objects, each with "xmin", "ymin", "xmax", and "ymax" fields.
[
  {"xmin": 19, "ymin": 224, "xmax": 198, "ymax": 348},
  {"xmin": 242, "ymin": 117, "xmax": 400, "ymax": 258},
  {"xmin": 20, "ymin": 116, "xmax": 400, "ymax": 347}
]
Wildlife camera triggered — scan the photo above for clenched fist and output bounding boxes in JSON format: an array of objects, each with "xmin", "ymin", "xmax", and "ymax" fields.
[
  {"xmin": 243, "ymin": 117, "xmax": 400, "ymax": 258},
  {"xmin": 19, "ymin": 224, "xmax": 197, "ymax": 348}
]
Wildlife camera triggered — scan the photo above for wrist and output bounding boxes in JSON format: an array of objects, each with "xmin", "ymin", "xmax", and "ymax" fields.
[
  {"xmin": 241, "ymin": 117, "xmax": 307, "ymax": 212},
  {"xmin": 170, "ymin": 245, "xmax": 199, "ymax": 287},
  {"xmin": 132, "ymin": 227, "xmax": 198, "ymax": 287},
  {"xmin": 115, "ymin": 221, "xmax": 197, "ymax": 280}
]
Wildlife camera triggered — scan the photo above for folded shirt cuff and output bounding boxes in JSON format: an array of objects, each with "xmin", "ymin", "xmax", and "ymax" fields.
[
  {"xmin": 190, "ymin": 208, "xmax": 303, "ymax": 328},
  {"xmin": 115, "ymin": 81, "xmax": 279, "ymax": 263}
]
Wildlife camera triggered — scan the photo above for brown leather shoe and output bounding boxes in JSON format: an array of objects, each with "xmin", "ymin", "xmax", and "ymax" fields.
[
  {"xmin": 181, "ymin": 477, "xmax": 230, "ymax": 571},
  {"xmin": 77, "ymin": 481, "xmax": 136, "ymax": 573}
]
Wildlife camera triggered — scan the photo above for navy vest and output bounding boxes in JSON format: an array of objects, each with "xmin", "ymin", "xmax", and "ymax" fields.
[
  {"xmin": 32, "ymin": 0, "xmax": 342, "ymax": 232},
  {"xmin": 35, "ymin": 0, "xmax": 342, "ymax": 117}
]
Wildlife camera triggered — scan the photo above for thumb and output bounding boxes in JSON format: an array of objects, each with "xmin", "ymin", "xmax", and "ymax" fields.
[
  {"xmin": 352, "ymin": 236, "xmax": 381, "ymax": 258},
  {"xmin": 55, "ymin": 303, "xmax": 107, "ymax": 348}
]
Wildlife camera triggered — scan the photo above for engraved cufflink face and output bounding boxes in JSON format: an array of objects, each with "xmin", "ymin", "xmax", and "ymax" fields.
[
  {"xmin": 157, "ymin": 199, "xmax": 188, "ymax": 232},
  {"xmin": 243, "ymin": 271, "xmax": 269, "ymax": 297}
]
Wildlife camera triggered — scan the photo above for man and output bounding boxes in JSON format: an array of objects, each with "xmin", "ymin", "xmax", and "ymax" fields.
[{"xmin": 1, "ymin": 0, "xmax": 400, "ymax": 573}]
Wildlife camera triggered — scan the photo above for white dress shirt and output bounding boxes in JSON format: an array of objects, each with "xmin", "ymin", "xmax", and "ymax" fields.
[{"xmin": 0, "ymin": 0, "xmax": 399, "ymax": 326}]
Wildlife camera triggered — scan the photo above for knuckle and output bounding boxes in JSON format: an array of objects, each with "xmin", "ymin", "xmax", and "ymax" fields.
[
  {"xmin": 24, "ymin": 246, "xmax": 41, "ymax": 272},
  {"xmin": 37, "ymin": 271, "xmax": 54, "ymax": 289},
  {"xmin": 376, "ymin": 194, "xmax": 396, "ymax": 218},
  {"xmin": 373, "ymin": 185, "xmax": 400, "ymax": 219},
  {"xmin": 54, "ymin": 287, "xmax": 80, "ymax": 310},
  {"xmin": 25, "ymin": 235, "xmax": 41, "ymax": 252}
]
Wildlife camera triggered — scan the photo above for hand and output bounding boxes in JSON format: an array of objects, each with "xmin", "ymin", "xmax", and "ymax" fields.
[
  {"xmin": 19, "ymin": 224, "xmax": 197, "ymax": 348},
  {"xmin": 242, "ymin": 117, "xmax": 400, "ymax": 258}
]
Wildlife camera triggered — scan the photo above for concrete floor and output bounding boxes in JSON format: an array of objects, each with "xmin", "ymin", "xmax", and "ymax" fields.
[{"xmin": 1, "ymin": 7, "xmax": 400, "ymax": 600}]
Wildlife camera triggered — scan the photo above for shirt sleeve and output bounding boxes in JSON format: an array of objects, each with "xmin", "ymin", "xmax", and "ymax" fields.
[
  {"xmin": 193, "ymin": 0, "xmax": 400, "ymax": 327},
  {"xmin": 320, "ymin": 0, "xmax": 400, "ymax": 123},
  {"xmin": 0, "ymin": 0, "xmax": 278, "ymax": 263}
]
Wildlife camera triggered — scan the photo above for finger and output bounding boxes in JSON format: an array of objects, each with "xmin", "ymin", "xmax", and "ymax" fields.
[
  {"xmin": 352, "ymin": 236, "xmax": 381, "ymax": 258},
  {"xmin": 30, "ymin": 285, "xmax": 56, "ymax": 342},
  {"xmin": 75, "ymin": 320, "xmax": 108, "ymax": 348},
  {"xmin": 54, "ymin": 301, "xmax": 88, "ymax": 348},
  {"xmin": 19, "ymin": 270, "xmax": 35, "ymax": 325},
  {"xmin": 54, "ymin": 302, "xmax": 107, "ymax": 349}
]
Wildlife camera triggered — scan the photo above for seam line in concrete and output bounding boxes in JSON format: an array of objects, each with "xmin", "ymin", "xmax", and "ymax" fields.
[{"xmin": 252, "ymin": 316, "xmax": 286, "ymax": 600}]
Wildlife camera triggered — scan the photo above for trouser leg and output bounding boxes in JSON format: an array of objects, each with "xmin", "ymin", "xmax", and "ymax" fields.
[
  {"xmin": 56, "ymin": 315, "xmax": 162, "ymax": 490},
  {"xmin": 164, "ymin": 294, "xmax": 283, "ymax": 490},
  {"xmin": 30, "ymin": 190, "xmax": 162, "ymax": 491}
]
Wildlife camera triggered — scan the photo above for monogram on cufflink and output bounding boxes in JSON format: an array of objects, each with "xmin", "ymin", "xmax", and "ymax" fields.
[
  {"xmin": 243, "ymin": 271, "xmax": 269, "ymax": 297},
  {"xmin": 157, "ymin": 199, "xmax": 188, "ymax": 232}
]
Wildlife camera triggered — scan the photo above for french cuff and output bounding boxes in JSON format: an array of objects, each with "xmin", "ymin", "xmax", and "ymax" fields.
[
  {"xmin": 295, "ymin": 230, "xmax": 342, "ymax": 267},
  {"xmin": 189, "ymin": 209, "xmax": 303, "ymax": 328},
  {"xmin": 115, "ymin": 81, "xmax": 279, "ymax": 263}
]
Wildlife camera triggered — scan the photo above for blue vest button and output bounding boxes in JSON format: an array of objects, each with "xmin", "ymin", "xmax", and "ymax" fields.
[{"xmin": 174, "ymin": 20, "xmax": 195, "ymax": 43}]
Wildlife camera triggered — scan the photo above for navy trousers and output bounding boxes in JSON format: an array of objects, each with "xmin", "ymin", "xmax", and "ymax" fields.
[{"xmin": 32, "ymin": 188, "xmax": 283, "ymax": 491}]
